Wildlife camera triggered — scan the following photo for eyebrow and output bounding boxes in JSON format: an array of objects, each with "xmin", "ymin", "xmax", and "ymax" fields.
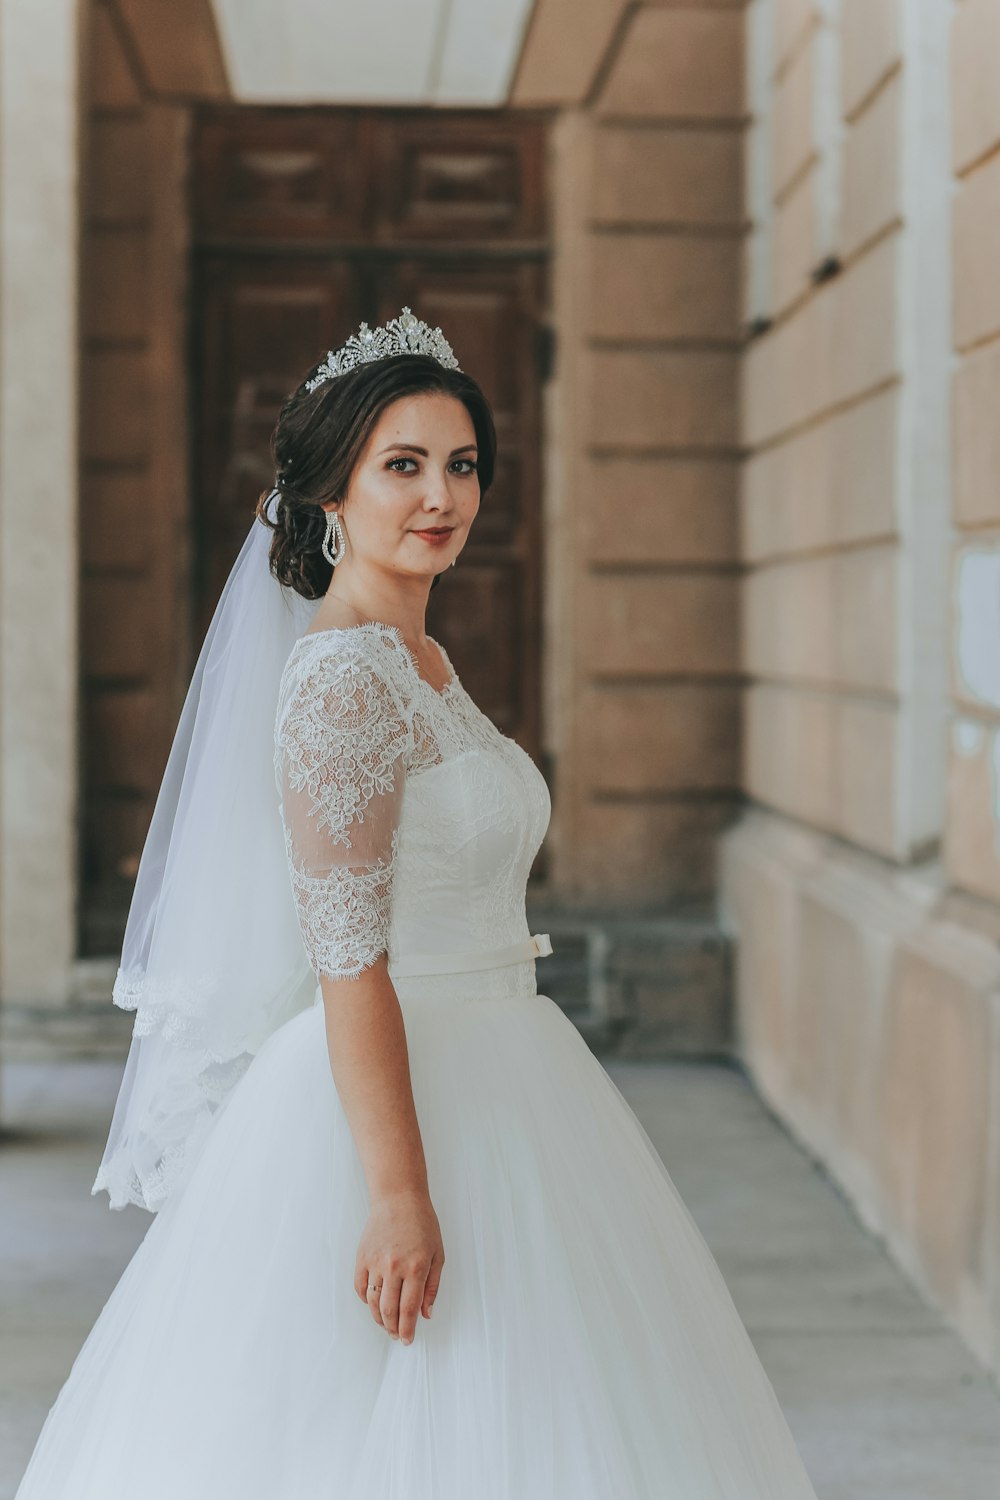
[{"xmin": 378, "ymin": 443, "xmax": 478, "ymax": 457}]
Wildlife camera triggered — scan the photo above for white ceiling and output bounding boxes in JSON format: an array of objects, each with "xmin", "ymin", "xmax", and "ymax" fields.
[{"xmin": 210, "ymin": 0, "xmax": 536, "ymax": 106}]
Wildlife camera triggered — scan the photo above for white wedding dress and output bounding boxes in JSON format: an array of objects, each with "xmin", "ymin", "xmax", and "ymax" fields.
[{"xmin": 15, "ymin": 622, "xmax": 819, "ymax": 1499}]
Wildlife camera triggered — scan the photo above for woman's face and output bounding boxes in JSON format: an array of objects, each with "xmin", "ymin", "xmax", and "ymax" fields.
[{"xmin": 332, "ymin": 391, "xmax": 480, "ymax": 579}]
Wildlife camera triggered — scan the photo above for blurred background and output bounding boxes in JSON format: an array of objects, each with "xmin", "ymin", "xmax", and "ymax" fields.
[{"xmin": 2, "ymin": 0, "xmax": 1000, "ymax": 1450}]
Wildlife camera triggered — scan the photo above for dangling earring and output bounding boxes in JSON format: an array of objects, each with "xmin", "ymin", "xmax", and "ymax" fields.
[{"xmin": 321, "ymin": 508, "xmax": 346, "ymax": 566}]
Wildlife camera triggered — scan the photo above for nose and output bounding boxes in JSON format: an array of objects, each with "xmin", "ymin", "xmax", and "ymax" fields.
[{"xmin": 421, "ymin": 468, "xmax": 452, "ymax": 511}]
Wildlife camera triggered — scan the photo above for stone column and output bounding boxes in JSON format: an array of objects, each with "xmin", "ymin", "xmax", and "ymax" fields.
[{"xmin": 0, "ymin": 0, "xmax": 81, "ymax": 1027}]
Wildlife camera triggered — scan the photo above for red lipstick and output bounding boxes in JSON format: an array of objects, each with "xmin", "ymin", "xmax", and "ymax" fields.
[{"xmin": 411, "ymin": 527, "xmax": 454, "ymax": 546}]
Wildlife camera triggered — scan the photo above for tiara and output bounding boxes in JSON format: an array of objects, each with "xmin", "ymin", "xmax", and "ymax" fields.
[{"xmin": 304, "ymin": 306, "xmax": 462, "ymax": 393}]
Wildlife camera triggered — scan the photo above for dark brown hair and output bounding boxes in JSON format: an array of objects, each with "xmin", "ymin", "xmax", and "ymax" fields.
[{"xmin": 255, "ymin": 352, "xmax": 497, "ymax": 599}]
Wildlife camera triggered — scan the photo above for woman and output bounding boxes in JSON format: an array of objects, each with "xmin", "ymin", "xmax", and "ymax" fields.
[{"xmin": 15, "ymin": 309, "xmax": 820, "ymax": 1498}]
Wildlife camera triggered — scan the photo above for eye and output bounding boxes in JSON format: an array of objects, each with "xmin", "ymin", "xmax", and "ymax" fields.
[{"xmin": 385, "ymin": 457, "xmax": 478, "ymax": 474}]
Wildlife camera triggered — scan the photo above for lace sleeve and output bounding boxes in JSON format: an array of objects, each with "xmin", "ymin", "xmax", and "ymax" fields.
[{"xmin": 274, "ymin": 643, "xmax": 412, "ymax": 981}]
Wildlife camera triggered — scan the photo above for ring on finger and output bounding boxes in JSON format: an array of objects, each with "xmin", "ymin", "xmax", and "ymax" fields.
[{"xmin": 367, "ymin": 1278, "xmax": 383, "ymax": 1299}]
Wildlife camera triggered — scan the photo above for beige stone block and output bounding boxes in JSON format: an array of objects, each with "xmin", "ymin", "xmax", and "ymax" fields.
[
  {"xmin": 721, "ymin": 811, "xmax": 947, "ymax": 1198},
  {"xmin": 835, "ymin": 695, "xmax": 897, "ymax": 855},
  {"xmin": 742, "ymin": 385, "xmax": 899, "ymax": 559},
  {"xmin": 951, "ymin": 538, "xmax": 1000, "ymax": 715},
  {"xmin": 582, "ymin": 456, "xmax": 738, "ymax": 564},
  {"xmin": 592, "ymin": 125, "xmax": 742, "ymax": 227},
  {"xmin": 791, "ymin": 888, "xmax": 886, "ymax": 1167},
  {"xmin": 841, "ymin": 0, "xmax": 901, "ymax": 120},
  {"xmin": 744, "ymin": 682, "xmax": 836, "ymax": 828},
  {"xmin": 772, "ymin": 35, "xmax": 815, "ymax": 197},
  {"xmin": 744, "ymin": 684, "xmax": 898, "ymax": 855},
  {"xmin": 841, "ymin": 70, "xmax": 901, "ymax": 258},
  {"xmin": 953, "ymin": 151, "xmax": 1000, "ymax": 351},
  {"xmin": 114, "ymin": 0, "xmax": 229, "ymax": 99},
  {"xmin": 718, "ymin": 818, "xmax": 807, "ymax": 1098},
  {"xmin": 772, "ymin": 170, "xmax": 814, "ymax": 314},
  {"xmin": 511, "ymin": 0, "xmax": 627, "ymax": 106},
  {"xmin": 879, "ymin": 929, "xmax": 994, "ymax": 1316},
  {"xmin": 89, "ymin": 118, "xmax": 152, "ymax": 221},
  {"xmin": 722, "ymin": 811, "xmax": 1000, "ymax": 1368},
  {"xmin": 80, "ymin": 472, "xmax": 155, "ymax": 571},
  {"xmin": 773, "ymin": 0, "xmax": 816, "ymax": 70},
  {"xmin": 985, "ymin": 1019, "xmax": 1000, "ymax": 1376},
  {"xmin": 582, "ymin": 573, "xmax": 739, "ymax": 676},
  {"xmin": 952, "ymin": 0, "xmax": 1000, "ymax": 175},
  {"xmin": 81, "ymin": 228, "xmax": 149, "ymax": 342},
  {"xmin": 80, "ymin": 349, "xmax": 150, "ymax": 464},
  {"xmin": 581, "ymin": 567, "xmax": 740, "ymax": 675},
  {"xmin": 829, "ymin": 231, "xmax": 899, "ymax": 407},
  {"xmin": 596, "ymin": 9, "xmax": 744, "ymax": 121},
  {"xmin": 742, "ymin": 298, "xmax": 827, "ymax": 448},
  {"xmin": 945, "ymin": 719, "xmax": 1000, "ymax": 904},
  {"xmin": 80, "ymin": 576, "xmax": 157, "ymax": 678},
  {"xmin": 571, "ymin": 798, "xmax": 739, "ymax": 904},
  {"xmin": 744, "ymin": 555, "xmax": 835, "ymax": 682},
  {"xmin": 589, "ymin": 348, "xmax": 739, "ymax": 450},
  {"xmin": 590, "ymin": 233, "xmax": 741, "ymax": 342},
  {"xmin": 579, "ymin": 682, "xmax": 741, "ymax": 794},
  {"xmin": 743, "ymin": 545, "xmax": 897, "ymax": 692},
  {"xmin": 742, "ymin": 233, "xmax": 899, "ymax": 447},
  {"xmin": 834, "ymin": 547, "xmax": 897, "ymax": 692},
  {"xmin": 86, "ymin": 686, "xmax": 162, "ymax": 793},
  {"xmin": 88, "ymin": 1, "xmax": 142, "ymax": 108},
  {"xmin": 953, "ymin": 340, "xmax": 1000, "ymax": 528}
]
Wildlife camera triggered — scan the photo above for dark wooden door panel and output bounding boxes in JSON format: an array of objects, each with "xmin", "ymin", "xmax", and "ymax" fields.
[
  {"xmin": 193, "ymin": 110, "xmax": 368, "ymax": 240},
  {"xmin": 191, "ymin": 102, "xmax": 549, "ymax": 804},
  {"xmin": 371, "ymin": 113, "xmax": 547, "ymax": 243},
  {"xmin": 194, "ymin": 257, "xmax": 359, "ymax": 637}
]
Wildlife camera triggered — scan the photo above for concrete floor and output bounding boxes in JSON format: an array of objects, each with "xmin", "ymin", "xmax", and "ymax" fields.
[{"xmin": 1, "ymin": 1055, "xmax": 999, "ymax": 1499}]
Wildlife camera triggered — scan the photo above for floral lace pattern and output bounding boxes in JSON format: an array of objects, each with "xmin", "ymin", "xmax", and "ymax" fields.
[
  {"xmin": 273, "ymin": 622, "xmax": 552, "ymax": 993},
  {"xmin": 274, "ymin": 628, "xmax": 412, "ymax": 980}
]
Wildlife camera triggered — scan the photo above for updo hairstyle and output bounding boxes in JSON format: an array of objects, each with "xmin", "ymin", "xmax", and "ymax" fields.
[{"xmin": 255, "ymin": 352, "xmax": 497, "ymax": 600}]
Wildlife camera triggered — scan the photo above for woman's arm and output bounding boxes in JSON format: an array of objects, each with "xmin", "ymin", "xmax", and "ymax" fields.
[
  {"xmin": 275, "ymin": 641, "xmax": 443, "ymax": 1346},
  {"xmin": 320, "ymin": 957, "xmax": 444, "ymax": 1344}
]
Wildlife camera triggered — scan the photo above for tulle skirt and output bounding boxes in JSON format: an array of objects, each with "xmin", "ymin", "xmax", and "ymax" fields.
[{"xmin": 15, "ymin": 988, "xmax": 819, "ymax": 1499}]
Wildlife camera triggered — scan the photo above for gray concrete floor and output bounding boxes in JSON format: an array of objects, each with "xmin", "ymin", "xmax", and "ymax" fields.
[{"xmin": 2, "ymin": 1056, "xmax": 999, "ymax": 1499}]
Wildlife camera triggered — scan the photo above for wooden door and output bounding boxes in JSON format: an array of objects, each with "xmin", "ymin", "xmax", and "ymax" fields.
[{"xmin": 191, "ymin": 105, "xmax": 550, "ymax": 755}]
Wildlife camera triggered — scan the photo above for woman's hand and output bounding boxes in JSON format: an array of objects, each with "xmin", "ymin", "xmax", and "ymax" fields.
[{"xmin": 355, "ymin": 1187, "xmax": 445, "ymax": 1344}]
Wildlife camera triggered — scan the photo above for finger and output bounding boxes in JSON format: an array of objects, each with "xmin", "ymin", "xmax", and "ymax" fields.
[
  {"xmin": 380, "ymin": 1272, "xmax": 404, "ymax": 1338},
  {"xmin": 355, "ymin": 1262, "xmax": 371, "ymax": 1304},
  {"xmin": 421, "ymin": 1249, "xmax": 444, "ymax": 1319},
  {"xmin": 366, "ymin": 1276, "xmax": 386, "ymax": 1328},
  {"xmin": 398, "ymin": 1276, "xmax": 424, "ymax": 1344}
]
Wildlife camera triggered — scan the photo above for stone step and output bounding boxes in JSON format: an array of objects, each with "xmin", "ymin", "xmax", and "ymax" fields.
[{"xmin": 526, "ymin": 904, "xmax": 734, "ymax": 1060}]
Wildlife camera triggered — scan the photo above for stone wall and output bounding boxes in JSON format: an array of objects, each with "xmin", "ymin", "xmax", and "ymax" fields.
[
  {"xmin": 722, "ymin": 0, "xmax": 1000, "ymax": 1379},
  {"xmin": 77, "ymin": 1, "xmax": 192, "ymax": 958},
  {"xmin": 520, "ymin": 2, "xmax": 747, "ymax": 910},
  {"xmin": 0, "ymin": 0, "xmax": 81, "ymax": 1044},
  {"xmin": 0, "ymin": 0, "xmax": 193, "ymax": 1062}
]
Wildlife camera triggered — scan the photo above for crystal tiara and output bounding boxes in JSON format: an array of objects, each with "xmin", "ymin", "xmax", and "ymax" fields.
[{"xmin": 304, "ymin": 306, "xmax": 462, "ymax": 393}]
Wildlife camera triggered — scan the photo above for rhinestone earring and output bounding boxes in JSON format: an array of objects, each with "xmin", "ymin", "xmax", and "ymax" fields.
[{"xmin": 321, "ymin": 508, "xmax": 346, "ymax": 567}]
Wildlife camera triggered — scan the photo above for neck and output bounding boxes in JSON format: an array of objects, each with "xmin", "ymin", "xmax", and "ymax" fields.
[{"xmin": 314, "ymin": 560, "xmax": 434, "ymax": 646}]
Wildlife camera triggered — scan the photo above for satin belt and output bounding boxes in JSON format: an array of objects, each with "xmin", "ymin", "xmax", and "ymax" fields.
[{"xmin": 388, "ymin": 932, "xmax": 553, "ymax": 980}]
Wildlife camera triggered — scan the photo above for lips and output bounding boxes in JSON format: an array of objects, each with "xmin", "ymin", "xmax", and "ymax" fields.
[{"xmin": 412, "ymin": 527, "xmax": 454, "ymax": 536}]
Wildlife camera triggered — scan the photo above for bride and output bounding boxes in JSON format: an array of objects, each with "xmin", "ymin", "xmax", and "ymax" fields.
[{"xmin": 15, "ymin": 309, "xmax": 820, "ymax": 1498}]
